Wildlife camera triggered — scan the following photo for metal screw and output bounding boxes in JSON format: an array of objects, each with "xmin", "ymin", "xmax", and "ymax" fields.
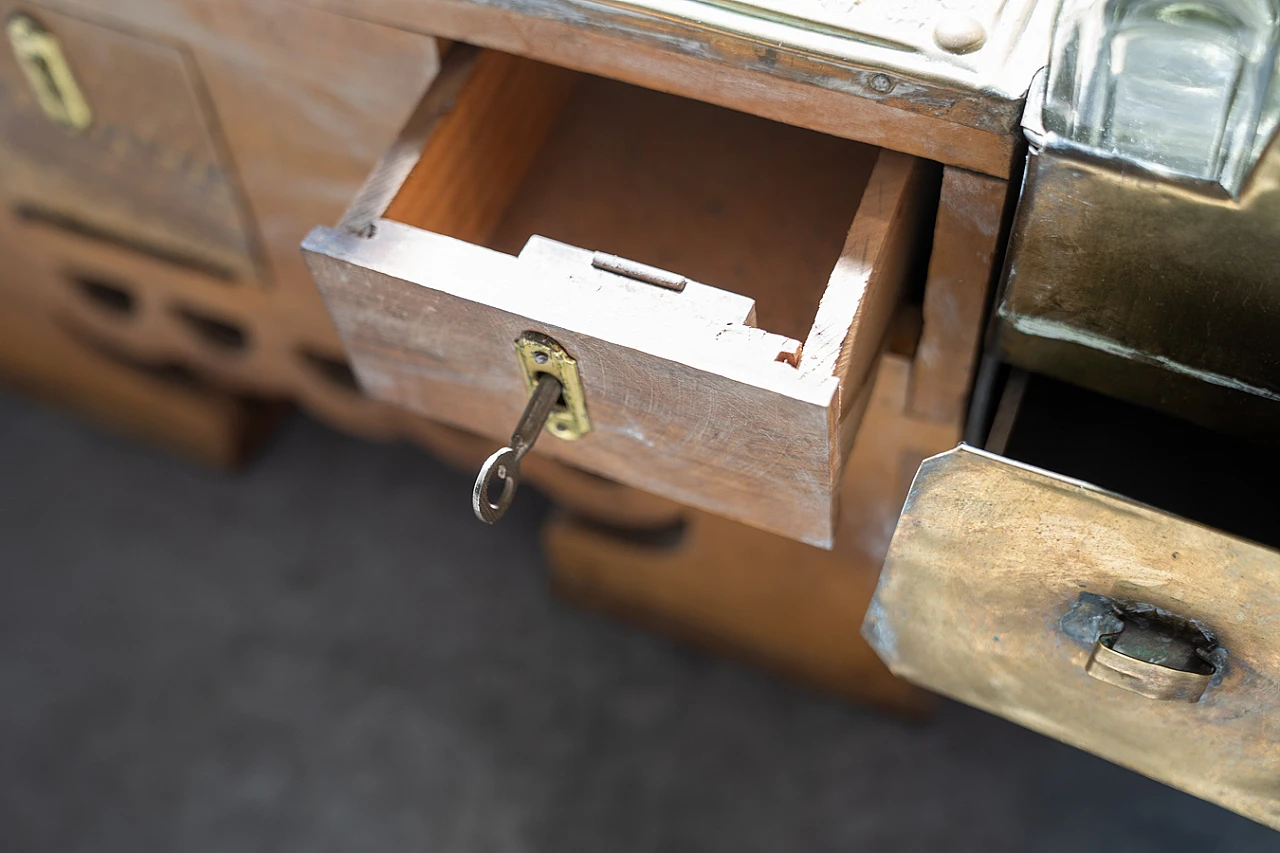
[
  {"xmin": 869, "ymin": 73, "xmax": 892, "ymax": 94},
  {"xmin": 533, "ymin": 351, "xmax": 549, "ymax": 364}
]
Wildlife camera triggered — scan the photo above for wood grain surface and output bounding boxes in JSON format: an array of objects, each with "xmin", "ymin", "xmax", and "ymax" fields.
[
  {"xmin": 382, "ymin": 49, "xmax": 579, "ymax": 246},
  {"xmin": 0, "ymin": 1, "xmax": 439, "ymax": 436},
  {"xmin": 908, "ymin": 168, "xmax": 1012, "ymax": 423},
  {"xmin": 307, "ymin": 223, "xmax": 841, "ymax": 545},
  {"xmin": 484, "ymin": 74, "xmax": 879, "ymax": 343},
  {"xmin": 801, "ymin": 151, "xmax": 937, "ymax": 467}
]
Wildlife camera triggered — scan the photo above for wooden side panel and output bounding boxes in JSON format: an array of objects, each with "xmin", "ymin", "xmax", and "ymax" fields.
[
  {"xmin": 801, "ymin": 152, "xmax": 936, "ymax": 420},
  {"xmin": 547, "ymin": 509, "xmax": 931, "ymax": 713},
  {"xmin": 165, "ymin": 0, "xmax": 440, "ymax": 309},
  {"xmin": 381, "ymin": 50, "xmax": 579, "ymax": 244},
  {"xmin": 907, "ymin": 168, "xmax": 1011, "ymax": 423}
]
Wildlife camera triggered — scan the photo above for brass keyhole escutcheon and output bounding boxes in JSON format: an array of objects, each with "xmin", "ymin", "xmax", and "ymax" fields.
[
  {"xmin": 513, "ymin": 331, "xmax": 590, "ymax": 441},
  {"xmin": 472, "ymin": 332, "xmax": 591, "ymax": 524},
  {"xmin": 7, "ymin": 13, "xmax": 92, "ymax": 132}
]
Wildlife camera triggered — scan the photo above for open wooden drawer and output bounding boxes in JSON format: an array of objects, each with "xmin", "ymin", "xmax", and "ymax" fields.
[
  {"xmin": 302, "ymin": 46, "xmax": 934, "ymax": 547},
  {"xmin": 864, "ymin": 375, "xmax": 1280, "ymax": 829}
]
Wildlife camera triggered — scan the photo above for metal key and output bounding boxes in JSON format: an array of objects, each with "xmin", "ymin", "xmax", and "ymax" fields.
[{"xmin": 472, "ymin": 373, "xmax": 563, "ymax": 523}]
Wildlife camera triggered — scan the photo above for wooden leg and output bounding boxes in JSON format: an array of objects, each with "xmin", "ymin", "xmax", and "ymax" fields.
[{"xmin": 0, "ymin": 299, "xmax": 284, "ymax": 469}]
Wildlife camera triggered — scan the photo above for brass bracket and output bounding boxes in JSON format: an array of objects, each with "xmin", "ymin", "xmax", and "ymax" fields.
[
  {"xmin": 513, "ymin": 331, "xmax": 590, "ymax": 441},
  {"xmin": 7, "ymin": 13, "xmax": 91, "ymax": 133}
]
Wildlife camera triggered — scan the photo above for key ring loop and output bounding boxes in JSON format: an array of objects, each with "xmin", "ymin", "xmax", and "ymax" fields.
[{"xmin": 472, "ymin": 446, "xmax": 520, "ymax": 523}]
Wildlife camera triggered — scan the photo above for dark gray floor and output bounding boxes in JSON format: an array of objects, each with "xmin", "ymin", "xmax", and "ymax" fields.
[{"xmin": 0, "ymin": 390, "xmax": 1273, "ymax": 853}]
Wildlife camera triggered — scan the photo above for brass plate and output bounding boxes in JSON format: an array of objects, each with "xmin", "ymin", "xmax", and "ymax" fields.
[
  {"xmin": 997, "ymin": 79, "xmax": 1280, "ymax": 435},
  {"xmin": 864, "ymin": 446, "xmax": 1280, "ymax": 830},
  {"xmin": 7, "ymin": 13, "xmax": 90, "ymax": 132},
  {"xmin": 514, "ymin": 330, "xmax": 591, "ymax": 440}
]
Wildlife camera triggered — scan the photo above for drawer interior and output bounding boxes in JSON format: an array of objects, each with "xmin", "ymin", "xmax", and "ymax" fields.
[
  {"xmin": 378, "ymin": 50, "xmax": 884, "ymax": 345},
  {"xmin": 988, "ymin": 372, "xmax": 1280, "ymax": 549}
]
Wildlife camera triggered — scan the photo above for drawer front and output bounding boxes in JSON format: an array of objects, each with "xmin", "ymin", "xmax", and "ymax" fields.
[
  {"xmin": 864, "ymin": 446, "xmax": 1280, "ymax": 829},
  {"xmin": 0, "ymin": 3, "xmax": 259, "ymax": 282},
  {"xmin": 303, "ymin": 47, "xmax": 934, "ymax": 546}
]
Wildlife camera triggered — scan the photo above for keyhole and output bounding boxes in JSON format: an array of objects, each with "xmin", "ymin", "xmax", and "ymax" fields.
[
  {"xmin": 532, "ymin": 371, "xmax": 569, "ymax": 412},
  {"xmin": 30, "ymin": 53, "xmax": 64, "ymax": 108}
]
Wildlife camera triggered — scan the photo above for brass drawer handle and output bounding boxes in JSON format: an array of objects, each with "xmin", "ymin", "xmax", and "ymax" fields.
[{"xmin": 1085, "ymin": 617, "xmax": 1217, "ymax": 703}]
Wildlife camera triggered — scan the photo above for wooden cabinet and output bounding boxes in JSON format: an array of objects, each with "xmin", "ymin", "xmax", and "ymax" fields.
[{"xmin": 0, "ymin": 0, "xmax": 1007, "ymax": 715}]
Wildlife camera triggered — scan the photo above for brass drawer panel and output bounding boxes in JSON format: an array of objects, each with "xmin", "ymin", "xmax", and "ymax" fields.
[
  {"xmin": 303, "ymin": 46, "xmax": 935, "ymax": 546},
  {"xmin": 865, "ymin": 445, "xmax": 1280, "ymax": 829}
]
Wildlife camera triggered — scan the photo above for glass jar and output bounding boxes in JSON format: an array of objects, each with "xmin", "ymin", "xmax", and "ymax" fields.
[{"xmin": 1044, "ymin": 0, "xmax": 1279, "ymax": 195}]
